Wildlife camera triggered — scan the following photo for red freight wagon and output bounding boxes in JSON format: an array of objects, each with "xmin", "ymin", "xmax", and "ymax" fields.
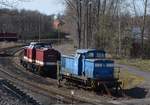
[
  {"xmin": 0, "ymin": 32, "xmax": 18, "ymax": 41},
  {"xmin": 20, "ymin": 42, "xmax": 60, "ymax": 78}
]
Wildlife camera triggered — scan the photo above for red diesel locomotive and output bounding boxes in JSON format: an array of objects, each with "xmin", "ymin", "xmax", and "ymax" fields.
[{"xmin": 20, "ymin": 42, "xmax": 61, "ymax": 78}]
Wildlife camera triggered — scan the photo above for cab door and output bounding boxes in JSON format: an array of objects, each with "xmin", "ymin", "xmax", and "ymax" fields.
[{"xmin": 74, "ymin": 54, "xmax": 82, "ymax": 75}]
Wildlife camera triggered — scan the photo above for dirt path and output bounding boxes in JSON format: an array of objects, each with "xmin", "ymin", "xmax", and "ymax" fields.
[{"xmin": 118, "ymin": 64, "xmax": 150, "ymax": 81}]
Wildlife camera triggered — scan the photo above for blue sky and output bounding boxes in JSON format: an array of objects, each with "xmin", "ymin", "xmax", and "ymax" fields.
[{"xmin": 18, "ymin": 0, "xmax": 66, "ymax": 15}]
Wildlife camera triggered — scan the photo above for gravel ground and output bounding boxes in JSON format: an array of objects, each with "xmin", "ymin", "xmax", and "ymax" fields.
[
  {"xmin": 0, "ymin": 58, "xmax": 69, "ymax": 105},
  {"xmin": 0, "ymin": 79, "xmax": 34, "ymax": 105},
  {"xmin": 0, "ymin": 42, "xmax": 23, "ymax": 50},
  {"xmin": 54, "ymin": 43, "xmax": 75, "ymax": 55}
]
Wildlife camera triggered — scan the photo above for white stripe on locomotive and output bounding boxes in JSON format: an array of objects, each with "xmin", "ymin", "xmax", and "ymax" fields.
[
  {"xmin": 23, "ymin": 56, "xmax": 33, "ymax": 62},
  {"xmin": 35, "ymin": 60, "xmax": 57, "ymax": 66}
]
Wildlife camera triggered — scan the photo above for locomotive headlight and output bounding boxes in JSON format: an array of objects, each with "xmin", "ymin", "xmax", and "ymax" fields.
[{"xmin": 106, "ymin": 64, "xmax": 114, "ymax": 68}]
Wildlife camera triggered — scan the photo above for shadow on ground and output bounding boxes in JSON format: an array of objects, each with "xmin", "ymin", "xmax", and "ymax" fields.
[
  {"xmin": 94, "ymin": 87, "xmax": 148, "ymax": 99},
  {"xmin": 124, "ymin": 87, "xmax": 148, "ymax": 99}
]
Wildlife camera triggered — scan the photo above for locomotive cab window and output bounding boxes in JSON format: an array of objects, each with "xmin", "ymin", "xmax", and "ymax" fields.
[
  {"xmin": 96, "ymin": 52, "xmax": 105, "ymax": 58},
  {"xmin": 86, "ymin": 52, "xmax": 94, "ymax": 58},
  {"xmin": 44, "ymin": 45, "xmax": 51, "ymax": 48},
  {"xmin": 106, "ymin": 64, "xmax": 114, "ymax": 68},
  {"xmin": 95, "ymin": 63, "xmax": 103, "ymax": 68},
  {"xmin": 35, "ymin": 45, "xmax": 42, "ymax": 49}
]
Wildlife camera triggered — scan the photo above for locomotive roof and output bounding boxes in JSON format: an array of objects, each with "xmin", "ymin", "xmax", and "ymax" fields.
[
  {"xmin": 30, "ymin": 42, "xmax": 38, "ymax": 45},
  {"xmin": 76, "ymin": 49, "xmax": 105, "ymax": 54},
  {"xmin": 30, "ymin": 42, "xmax": 51, "ymax": 46},
  {"xmin": 85, "ymin": 59, "xmax": 113, "ymax": 62}
]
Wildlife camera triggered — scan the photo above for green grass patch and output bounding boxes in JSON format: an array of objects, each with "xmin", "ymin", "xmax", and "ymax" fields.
[{"xmin": 116, "ymin": 59, "xmax": 150, "ymax": 72}]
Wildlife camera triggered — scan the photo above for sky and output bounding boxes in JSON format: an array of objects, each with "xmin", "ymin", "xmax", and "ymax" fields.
[
  {"xmin": 16, "ymin": 0, "xmax": 144, "ymax": 16},
  {"xmin": 17, "ymin": 0, "xmax": 66, "ymax": 15}
]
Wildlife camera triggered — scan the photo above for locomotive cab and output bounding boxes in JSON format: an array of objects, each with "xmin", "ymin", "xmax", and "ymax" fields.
[
  {"xmin": 61, "ymin": 49, "xmax": 119, "ymax": 90},
  {"xmin": 76, "ymin": 49, "xmax": 114, "ymax": 80}
]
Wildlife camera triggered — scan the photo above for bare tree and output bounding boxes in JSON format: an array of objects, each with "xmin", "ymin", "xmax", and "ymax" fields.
[
  {"xmin": 64, "ymin": 0, "xmax": 125, "ymax": 49},
  {"xmin": 141, "ymin": 0, "xmax": 148, "ymax": 57},
  {"xmin": 64, "ymin": 0, "xmax": 150, "ymax": 58}
]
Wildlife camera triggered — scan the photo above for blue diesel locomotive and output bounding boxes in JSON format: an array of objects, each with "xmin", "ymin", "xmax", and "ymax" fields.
[{"xmin": 59, "ymin": 49, "xmax": 121, "ymax": 92}]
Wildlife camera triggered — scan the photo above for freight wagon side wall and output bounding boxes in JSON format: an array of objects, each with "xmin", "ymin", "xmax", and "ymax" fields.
[
  {"xmin": 0, "ymin": 33, "xmax": 18, "ymax": 41},
  {"xmin": 61, "ymin": 55, "xmax": 78, "ymax": 75}
]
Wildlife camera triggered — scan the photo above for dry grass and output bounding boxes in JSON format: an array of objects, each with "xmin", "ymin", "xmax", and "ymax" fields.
[
  {"xmin": 0, "ymin": 42, "xmax": 22, "ymax": 49},
  {"xmin": 116, "ymin": 59, "xmax": 150, "ymax": 72},
  {"xmin": 117, "ymin": 70, "xmax": 144, "ymax": 89},
  {"xmin": 54, "ymin": 43, "xmax": 75, "ymax": 55}
]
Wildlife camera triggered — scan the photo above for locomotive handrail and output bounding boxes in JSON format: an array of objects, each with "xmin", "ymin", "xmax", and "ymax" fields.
[
  {"xmin": 114, "ymin": 66, "xmax": 121, "ymax": 80},
  {"xmin": 57, "ymin": 61, "xmax": 61, "ymax": 87},
  {"xmin": 62, "ymin": 54, "xmax": 75, "ymax": 58}
]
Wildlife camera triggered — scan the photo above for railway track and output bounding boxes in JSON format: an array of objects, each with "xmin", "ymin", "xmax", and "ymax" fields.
[
  {"xmin": 0, "ymin": 46, "xmax": 89, "ymax": 104},
  {"xmin": 0, "ymin": 79, "xmax": 41, "ymax": 105},
  {"xmin": 0, "ymin": 65, "xmax": 78, "ymax": 104},
  {"xmin": 0, "ymin": 45, "xmax": 130, "ymax": 105},
  {"xmin": 0, "ymin": 44, "xmax": 25, "ymax": 56}
]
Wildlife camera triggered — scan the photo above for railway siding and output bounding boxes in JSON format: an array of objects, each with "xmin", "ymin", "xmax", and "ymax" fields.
[
  {"xmin": 0, "ymin": 45, "xmax": 114, "ymax": 105},
  {"xmin": 1, "ymin": 44, "xmax": 149, "ymax": 105}
]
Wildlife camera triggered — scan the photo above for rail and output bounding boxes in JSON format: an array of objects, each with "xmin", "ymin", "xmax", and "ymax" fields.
[
  {"xmin": 0, "ymin": 79, "xmax": 42, "ymax": 105},
  {"xmin": 0, "ymin": 45, "xmax": 129, "ymax": 104}
]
